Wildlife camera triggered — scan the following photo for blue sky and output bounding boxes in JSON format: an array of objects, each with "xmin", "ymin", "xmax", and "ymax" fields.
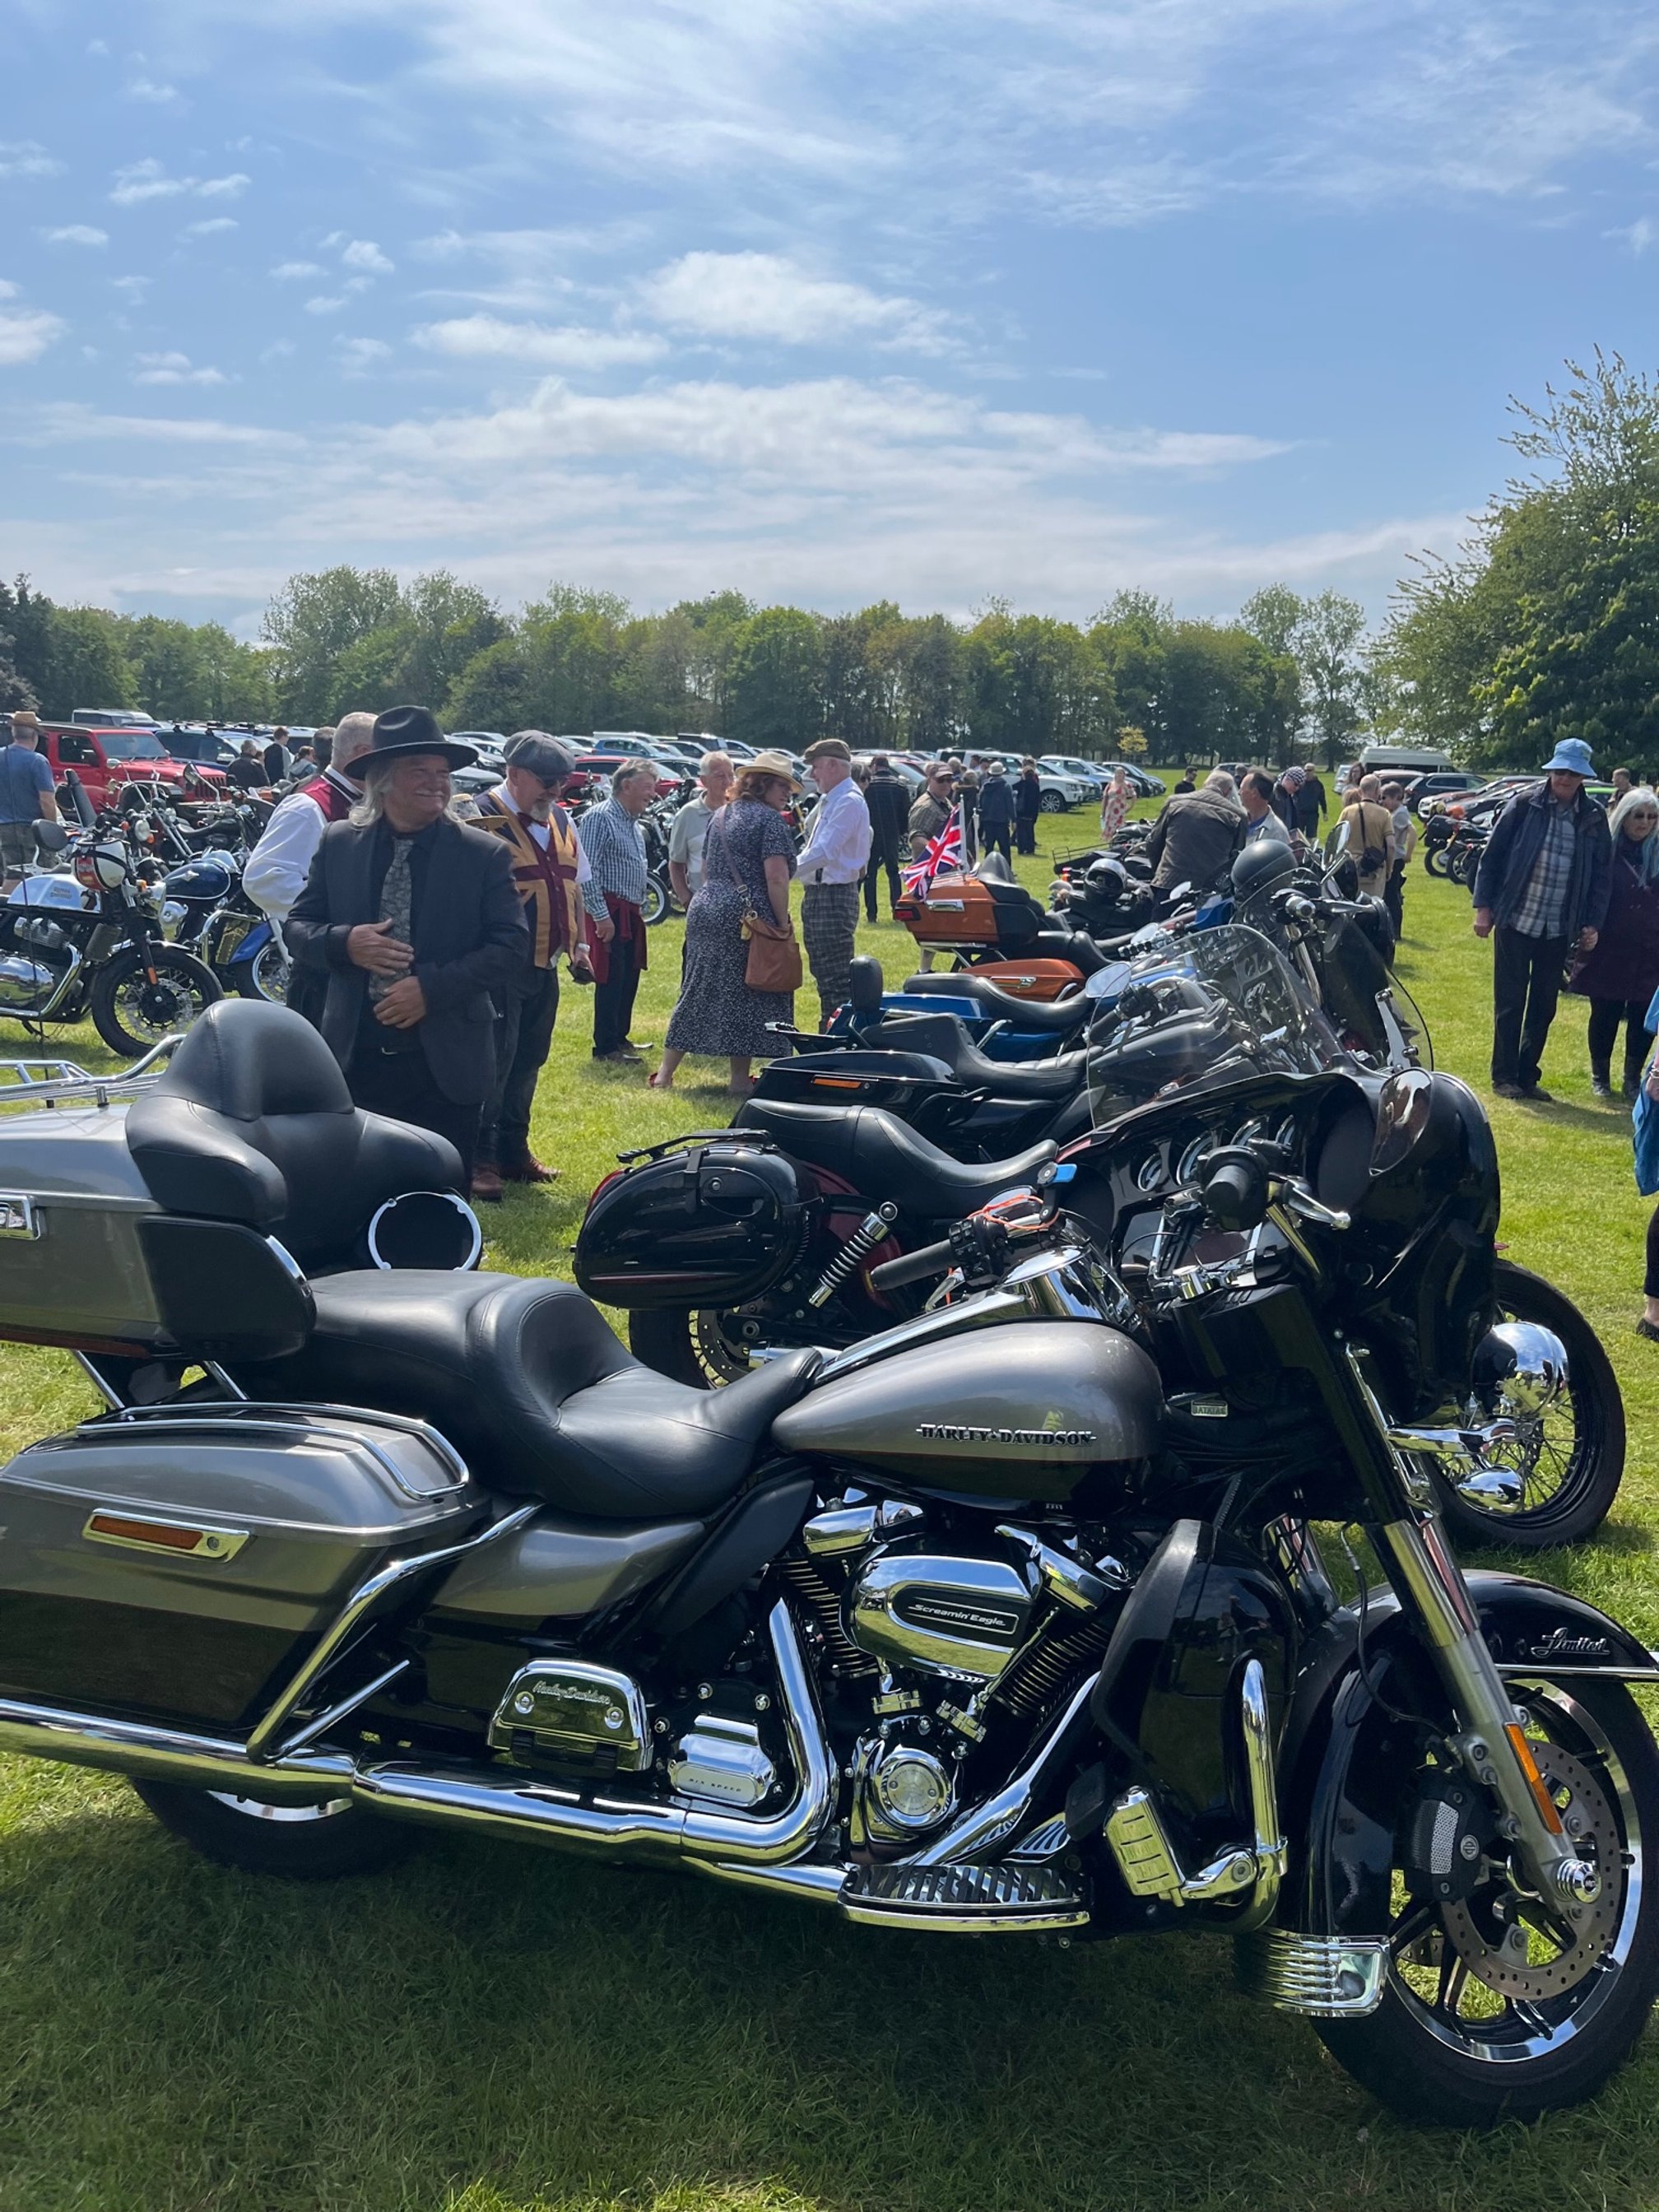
[{"xmin": 3, "ymin": 0, "xmax": 1658, "ymax": 638}]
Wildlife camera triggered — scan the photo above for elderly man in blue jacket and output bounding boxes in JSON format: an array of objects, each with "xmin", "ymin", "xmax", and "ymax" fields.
[{"xmin": 1472, "ymin": 738, "xmax": 1612, "ymax": 1100}]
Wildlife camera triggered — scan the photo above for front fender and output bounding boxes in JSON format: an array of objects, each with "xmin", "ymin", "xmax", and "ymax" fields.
[
  {"xmin": 227, "ymin": 918, "xmax": 273, "ymax": 966},
  {"xmin": 1276, "ymin": 1573, "xmax": 1656, "ymax": 1938}
]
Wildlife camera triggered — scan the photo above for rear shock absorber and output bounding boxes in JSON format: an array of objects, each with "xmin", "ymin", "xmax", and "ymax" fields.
[{"xmin": 807, "ymin": 1203, "xmax": 899, "ymax": 1308}]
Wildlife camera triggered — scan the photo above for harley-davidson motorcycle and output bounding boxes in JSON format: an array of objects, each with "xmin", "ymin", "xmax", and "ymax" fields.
[
  {"xmin": 0, "ymin": 996, "xmax": 1651, "ymax": 2126},
  {"xmin": 578, "ymin": 924, "xmax": 1620, "ymax": 1552}
]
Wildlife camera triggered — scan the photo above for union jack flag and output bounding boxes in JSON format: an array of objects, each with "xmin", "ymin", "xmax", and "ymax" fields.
[{"xmin": 901, "ymin": 804, "xmax": 963, "ymax": 895}]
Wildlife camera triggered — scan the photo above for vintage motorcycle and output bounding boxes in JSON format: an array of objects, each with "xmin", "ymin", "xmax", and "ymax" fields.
[
  {"xmin": 0, "ymin": 809, "xmax": 222, "ymax": 1055},
  {"xmin": 579, "ymin": 924, "xmax": 1619, "ymax": 1552},
  {"xmin": 0, "ymin": 996, "xmax": 1651, "ymax": 2126}
]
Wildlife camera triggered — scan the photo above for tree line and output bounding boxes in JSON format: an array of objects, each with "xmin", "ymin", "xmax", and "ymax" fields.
[
  {"xmin": 0, "ymin": 568, "xmax": 1373, "ymax": 769},
  {"xmin": 6, "ymin": 354, "xmax": 1647, "ymax": 774}
]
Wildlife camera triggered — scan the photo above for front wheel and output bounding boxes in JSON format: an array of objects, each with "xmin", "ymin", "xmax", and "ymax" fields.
[
  {"xmin": 1038, "ymin": 791, "xmax": 1066, "ymax": 814},
  {"xmin": 132, "ymin": 1779, "xmax": 413, "ymax": 1880},
  {"xmin": 642, "ymin": 872, "xmax": 671, "ymax": 927},
  {"xmin": 89, "ymin": 946, "xmax": 222, "ymax": 1056},
  {"xmin": 1424, "ymin": 844, "xmax": 1452, "ymax": 879},
  {"xmin": 231, "ymin": 934, "xmax": 290, "ymax": 1004},
  {"xmin": 1434, "ymin": 1259, "xmax": 1625, "ymax": 1549},
  {"xmin": 1317, "ymin": 1679, "xmax": 1659, "ymax": 2126}
]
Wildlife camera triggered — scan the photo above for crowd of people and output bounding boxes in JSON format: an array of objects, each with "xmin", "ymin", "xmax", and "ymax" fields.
[{"xmin": 11, "ymin": 695, "xmax": 1659, "ymax": 1336}]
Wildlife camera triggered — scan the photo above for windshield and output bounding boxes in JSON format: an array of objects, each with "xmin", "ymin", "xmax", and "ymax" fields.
[
  {"xmin": 1087, "ymin": 922, "xmax": 1341, "ymax": 1128},
  {"xmin": 97, "ymin": 731, "xmax": 169, "ymax": 760}
]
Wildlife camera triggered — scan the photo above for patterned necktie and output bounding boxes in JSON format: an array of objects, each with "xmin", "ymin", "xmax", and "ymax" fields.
[{"xmin": 369, "ymin": 834, "xmax": 415, "ymax": 1002}]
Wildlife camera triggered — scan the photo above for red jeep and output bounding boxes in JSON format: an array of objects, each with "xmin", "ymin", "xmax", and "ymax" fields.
[{"xmin": 38, "ymin": 724, "xmax": 228, "ymax": 811}]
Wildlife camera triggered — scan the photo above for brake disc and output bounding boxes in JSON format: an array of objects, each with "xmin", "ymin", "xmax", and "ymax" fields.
[{"xmin": 1442, "ymin": 1741, "xmax": 1620, "ymax": 2000}]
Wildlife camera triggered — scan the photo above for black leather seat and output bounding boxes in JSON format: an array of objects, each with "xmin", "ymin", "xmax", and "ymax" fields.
[
  {"xmin": 126, "ymin": 1000, "xmax": 462, "ymax": 1271},
  {"xmin": 899, "ymin": 974, "xmax": 1095, "ymax": 1035},
  {"xmin": 862, "ymin": 1014, "xmax": 1085, "ymax": 1100},
  {"xmin": 241, "ymin": 1271, "xmax": 821, "ymax": 1518},
  {"xmin": 733, "ymin": 1099, "xmax": 1057, "ymax": 1216}
]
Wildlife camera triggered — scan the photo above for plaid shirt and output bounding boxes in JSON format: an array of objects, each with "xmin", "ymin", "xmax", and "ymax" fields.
[
  {"xmin": 577, "ymin": 797, "xmax": 649, "ymax": 908},
  {"xmin": 1508, "ymin": 798, "xmax": 1576, "ymax": 939}
]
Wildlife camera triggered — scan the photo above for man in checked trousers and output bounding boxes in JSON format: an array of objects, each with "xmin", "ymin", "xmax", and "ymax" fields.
[{"xmin": 793, "ymin": 737, "xmax": 872, "ymax": 1025}]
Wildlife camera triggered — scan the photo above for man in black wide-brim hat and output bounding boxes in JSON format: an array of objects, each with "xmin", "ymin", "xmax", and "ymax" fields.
[{"xmin": 286, "ymin": 704, "xmax": 528, "ymax": 1179}]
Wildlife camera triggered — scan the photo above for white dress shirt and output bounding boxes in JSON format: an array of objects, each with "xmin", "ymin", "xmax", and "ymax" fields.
[
  {"xmin": 243, "ymin": 769, "xmax": 360, "ymax": 920},
  {"xmin": 793, "ymin": 776, "xmax": 872, "ymax": 885}
]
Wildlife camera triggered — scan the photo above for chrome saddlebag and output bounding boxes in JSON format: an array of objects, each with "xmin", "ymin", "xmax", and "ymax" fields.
[{"xmin": 0, "ymin": 1403, "xmax": 484, "ymax": 1731}]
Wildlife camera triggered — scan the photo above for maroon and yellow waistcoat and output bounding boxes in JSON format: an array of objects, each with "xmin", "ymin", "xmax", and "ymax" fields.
[{"xmin": 471, "ymin": 790, "xmax": 583, "ymax": 967}]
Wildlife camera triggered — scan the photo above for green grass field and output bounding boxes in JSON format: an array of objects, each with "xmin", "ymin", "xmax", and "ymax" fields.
[{"xmin": 2, "ymin": 830, "xmax": 1658, "ymax": 2210}]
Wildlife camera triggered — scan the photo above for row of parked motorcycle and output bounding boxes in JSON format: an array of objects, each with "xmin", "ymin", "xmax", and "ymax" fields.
[{"xmin": 0, "ymin": 796, "xmax": 1649, "ymax": 2126}]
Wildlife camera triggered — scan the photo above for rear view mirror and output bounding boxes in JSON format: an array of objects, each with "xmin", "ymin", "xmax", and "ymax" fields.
[{"xmin": 31, "ymin": 820, "xmax": 69, "ymax": 856}]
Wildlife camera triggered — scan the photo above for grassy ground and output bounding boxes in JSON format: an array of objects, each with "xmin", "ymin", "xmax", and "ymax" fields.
[{"xmin": 2, "ymin": 825, "xmax": 1659, "ymax": 2210}]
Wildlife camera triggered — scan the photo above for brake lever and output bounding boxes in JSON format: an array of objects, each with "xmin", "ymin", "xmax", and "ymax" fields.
[{"xmin": 1272, "ymin": 1182, "xmax": 1350, "ymax": 1232}]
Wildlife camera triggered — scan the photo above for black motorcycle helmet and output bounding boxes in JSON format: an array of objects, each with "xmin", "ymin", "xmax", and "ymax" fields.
[
  {"xmin": 1230, "ymin": 837, "xmax": 1299, "ymax": 908},
  {"xmin": 1084, "ymin": 855, "xmax": 1132, "ymax": 906}
]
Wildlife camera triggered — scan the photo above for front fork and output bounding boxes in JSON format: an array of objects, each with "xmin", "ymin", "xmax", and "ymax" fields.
[{"xmin": 1342, "ymin": 1345, "xmax": 1597, "ymax": 1909}]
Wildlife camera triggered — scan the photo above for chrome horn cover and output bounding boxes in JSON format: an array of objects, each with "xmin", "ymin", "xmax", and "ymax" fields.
[{"xmin": 1474, "ymin": 1321, "xmax": 1568, "ymax": 1423}]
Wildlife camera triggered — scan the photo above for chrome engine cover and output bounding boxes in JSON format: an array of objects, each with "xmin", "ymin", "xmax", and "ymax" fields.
[
  {"xmin": 853, "ymin": 1737, "xmax": 957, "ymax": 1843},
  {"xmin": 487, "ymin": 1659, "xmax": 652, "ymax": 1773},
  {"xmin": 668, "ymin": 1717, "xmax": 777, "ymax": 1808},
  {"xmin": 0, "ymin": 953, "xmax": 62, "ymax": 1009},
  {"xmin": 846, "ymin": 1549, "xmax": 1036, "ymax": 1681}
]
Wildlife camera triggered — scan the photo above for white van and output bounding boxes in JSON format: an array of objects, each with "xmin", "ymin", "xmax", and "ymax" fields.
[{"xmin": 1359, "ymin": 742, "xmax": 1453, "ymax": 774}]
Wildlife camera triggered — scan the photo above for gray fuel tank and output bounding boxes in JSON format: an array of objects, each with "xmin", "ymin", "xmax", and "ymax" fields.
[{"xmin": 770, "ymin": 1321, "xmax": 1160, "ymax": 1501}]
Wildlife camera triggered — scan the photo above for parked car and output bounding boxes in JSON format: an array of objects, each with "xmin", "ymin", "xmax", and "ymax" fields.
[
  {"xmin": 18, "ymin": 722, "xmax": 227, "ymax": 811},
  {"xmin": 70, "ymin": 708, "xmax": 160, "ymax": 730},
  {"xmin": 1402, "ymin": 770, "xmax": 1485, "ymax": 816},
  {"xmin": 1040, "ymin": 755, "xmax": 1164, "ymax": 799},
  {"xmin": 565, "ymin": 750, "xmax": 685, "ymax": 800}
]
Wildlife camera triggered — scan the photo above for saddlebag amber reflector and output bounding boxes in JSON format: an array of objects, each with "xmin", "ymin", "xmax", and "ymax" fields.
[
  {"xmin": 812, "ymin": 1077, "xmax": 863, "ymax": 1089},
  {"xmin": 1505, "ymin": 1722, "xmax": 1566, "ymax": 1835},
  {"xmin": 83, "ymin": 1513, "xmax": 247, "ymax": 1561}
]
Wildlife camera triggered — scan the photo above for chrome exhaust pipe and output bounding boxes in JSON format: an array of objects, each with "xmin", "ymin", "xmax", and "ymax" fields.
[
  {"xmin": 0, "ymin": 1697, "xmax": 353, "ymax": 1803},
  {"xmin": 353, "ymin": 1599, "xmax": 836, "ymax": 1870},
  {"xmin": 0, "ymin": 1601, "xmax": 839, "ymax": 1883}
]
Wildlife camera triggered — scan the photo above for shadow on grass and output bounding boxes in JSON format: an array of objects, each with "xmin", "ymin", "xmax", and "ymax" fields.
[{"xmin": 3, "ymin": 1787, "xmax": 1659, "ymax": 2212}]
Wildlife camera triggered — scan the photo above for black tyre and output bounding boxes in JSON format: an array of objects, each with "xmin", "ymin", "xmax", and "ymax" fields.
[
  {"xmin": 1037, "ymin": 791, "xmax": 1067, "ymax": 814},
  {"xmin": 132, "ymin": 1779, "xmax": 413, "ymax": 1880},
  {"xmin": 642, "ymin": 872, "xmax": 671, "ymax": 927},
  {"xmin": 1434, "ymin": 1260, "xmax": 1625, "ymax": 1549},
  {"xmin": 628, "ymin": 1305, "xmax": 750, "ymax": 1387},
  {"xmin": 1450, "ymin": 842, "xmax": 1482, "ymax": 889},
  {"xmin": 1424, "ymin": 845, "xmax": 1452, "ymax": 879},
  {"xmin": 231, "ymin": 934, "xmax": 290, "ymax": 1004},
  {"xmin": 90, "ymin": 946, "xmax": 221, "ymax": 1056},
  {"xmin": 1317, "ymin": 1678, "xmax": 1659, "ymax": 2126}
]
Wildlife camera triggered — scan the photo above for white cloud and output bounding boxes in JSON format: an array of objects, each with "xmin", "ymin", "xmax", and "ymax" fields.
[
  {"xmin": 0, "ymin": 141, "xmax": 63, "ymax": 181},
  {"xmin": 0, "ymin": 281, "xmax": 15, "ymax": 300},
  {"xmin": 272, "ymin": 260, "xmax": 324, "ymax": 279},
  {"xmin": 413, "ymin": 315, "xmax": 668, "ymax": 369},
  {"xmin": 1606, "ymin": 215, "xmax": 1657, "ymax": 253},
  {"xmin": 109, "ymin": 158, "xmax": 250, "ymax": 206},
  {"xmin": 304, "ymin": 295, "xmax": 347, "ymax": 314},
  {"xmin": 182, "ymin": 217, "xmax": 239, "ymax": 239},
  {"xmin": 341, "ymin": 239, "xmax": 393, "ymax": 274},
  {"xmin": 134, "ymin": 351, "xmax": 230, "ymax": 387},
  {"xmin": 111, "ymin": 275, "xmax": 152, "ymax": 300},
  {"xmin": 638, "ymin": 251, "xmax": 957, "ymax": 353},
  {"xmin": 337, "ymin": 336, "xmax": 392, "ymax": 375},
  {"xmin": 30, "ymin": 403, "xmax": 300, "ymax": 448},
  {"xmin": 125, "ymin": 77, "xmax": 181, "ymax": 105},
  {"xmin": 40, "ymin": 225, "xmax": 109, "ymax": 248},
  {"xmin": 0, "ymin": 308, "xmax": 67, "ymax": 366}
]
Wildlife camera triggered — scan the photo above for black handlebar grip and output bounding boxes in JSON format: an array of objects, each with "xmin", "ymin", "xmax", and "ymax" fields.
[{"xmin": 868, "ymin": 1238, "xmax": 956, "ymax": 1292}]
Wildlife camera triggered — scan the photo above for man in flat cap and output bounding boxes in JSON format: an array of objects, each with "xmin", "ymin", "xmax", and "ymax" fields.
[
  {"xmin": 465, "ymin": 731, "xmax": 604, "ymax": 1201},
  {"xmin": 286, "ymin": 704, "xmax": 527, "ymax": 1181},
  {"xmin": 793, "ymin": 737, "xmax": 871, "ymax": 1023}
]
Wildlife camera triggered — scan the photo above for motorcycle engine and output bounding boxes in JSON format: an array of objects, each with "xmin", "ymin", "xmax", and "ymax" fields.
[{"xmin": 794, "ymin": 1495, "xmax": 1126, "ymax": 1852}]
